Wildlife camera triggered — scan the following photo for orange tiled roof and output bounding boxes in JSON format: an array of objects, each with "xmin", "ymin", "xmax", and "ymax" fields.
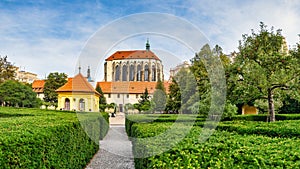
[
  {"xmin": 105, "ymin": 50, "xmax": 160, "ymax": 61},
  {"xmin": 32, "ymin": 80, "xmax": 45, "ymax": 93},
  {"xmin": 97, "ymin": 81, "xmax": 170, "ymax": 94},
  {"xmin": 56, "ymin": 73, "xmax": 100, "ymax": 95}
]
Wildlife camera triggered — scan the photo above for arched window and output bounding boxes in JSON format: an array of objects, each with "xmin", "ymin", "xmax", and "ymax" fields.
[
  {"xmin": 64, "ymin": 98, "xmax": 70, "ymax": 110},
  {"xmin": 129, "ymin": 64, "xmax": 134, "ymax": 81},
  {"xmin": 79, "ymin": 99, "xmax": 85, "ymax": 111},
  {"xmin": 122, "ymin": 65, "xmax": 128, "ymax": 81},
  {"xmin": 157, "ymin": 66, "xmax": 161, "ymax": 81},
  {"xmin": 115, "ymin": 65, "xmax": 120, "ymax": 81},
  {"xmin": 137, "ymin": 64, "xmax": 142, "ymax": 81},
  {"xmin": 152, "ymin": 65, "xmax": 156, "ymax": 81},
  {"xmin": 144, "ymin": 64, "xmax": 149, "ymax": 81}
]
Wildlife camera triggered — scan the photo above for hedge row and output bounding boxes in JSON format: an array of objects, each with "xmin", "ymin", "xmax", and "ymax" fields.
[
  {"xmin": 0, "ymin": 107, "xmax": 109, "ymax": 168},
  {"xmin": 130, "ymin": 122, "xmax": 300, "ymax": 168},
  {"xmin": 216, "ymin": 120, "xmax": 300, "ymax": 138},
  {"xmin": 125, "ymin": 114, "xmax": 205, "ymax": 137},
  {"xmin": 226, "ymin": 114, "xmax": 300, "ymax": 121}
]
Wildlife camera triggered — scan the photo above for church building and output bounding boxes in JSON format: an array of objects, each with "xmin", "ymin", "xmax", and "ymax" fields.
[{"xmin": 97, "ymin": 40, "xmax": 169, "ymax": 112}]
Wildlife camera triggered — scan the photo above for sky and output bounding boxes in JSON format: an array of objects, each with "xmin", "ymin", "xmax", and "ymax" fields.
[{"xmin": 1, "ymin": 0, "xmax": 299, "ymax": 81}]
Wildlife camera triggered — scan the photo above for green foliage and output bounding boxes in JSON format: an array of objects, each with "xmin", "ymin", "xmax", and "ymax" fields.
[
  {"xmin": 43, "ymin": 72, "xmax": 67, "ymax": 106},
  {"xmin": 165, "ymin": 78, "xmax": 181, "ymax": 113},
  {"xmin": 129, "ymin": 121, "xmax": 300, "ymax": 168},
  {"xmin": 134, "ymin": 88, "xmax": 152, "ymax": 112},
  {"xmin": 228, "ymin": 22, "xmax": 300, "ymax": 121},
  {"xmin": 96, "ymin": 84, "xmax": 107, "ymax": 112},
  {"xmin": 152, "ymin": 80, "xmax": 167, "ymax": 113},
  {"xmin": 279, "ymin": 97, "xmax": 300, "ymax": 114},
  {"xmin": 0, "ymin": 55, "xmax": 15, "ymax": 84},
  {"xmin": 0, "ymin": 80, "xmax": 41, "ymax": 107},
  {"xmin": 0, "ymin": 107, "xmax": 109, "ymax": 168}
]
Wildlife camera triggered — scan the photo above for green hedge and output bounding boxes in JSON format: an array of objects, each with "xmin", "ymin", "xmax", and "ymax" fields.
[
  {"xmin": 216, "ymin": 120, "xmax": 300, "ymax": 138},
  {"xmin": 125, "ymin": 114, "xmax": 205, "ymax": 137},
  {"xmin": 100, "ymin": 112, "xmax": 109, "ymax": 140},
  {"xmin": 131, "ymin": 123, "xmax": 300, "ymax": 168},
  {"xmin": 226, "ymin": 114, "xmax": 300, "ymax": 121},
  {"xmin": 0, "ymin": 107, "xmax": 109, "ymax": 168}
]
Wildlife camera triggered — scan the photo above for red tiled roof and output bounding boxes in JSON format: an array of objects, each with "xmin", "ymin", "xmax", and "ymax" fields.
[
  {"xmin": 105, "ymin": 50, "xmax": 160, "ymax": 61},
  {"xmin": 32, "ymin": 80, "xmax": 45, "ymax": 93},
  {"xmin": 96, "ymin": 81, "xmax": 170, "ymax": 94},
  {"xmin": 56, "ymin": 73, "xmax": 100, "ymax": 95}
]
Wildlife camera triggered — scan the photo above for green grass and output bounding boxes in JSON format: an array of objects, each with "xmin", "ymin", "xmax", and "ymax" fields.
[{"xmin": 0, "ymin": 107, "xmax": 109, "ymax": 168}]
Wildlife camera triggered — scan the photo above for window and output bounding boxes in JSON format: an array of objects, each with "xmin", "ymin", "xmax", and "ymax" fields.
[
  {"xmin": 152, "ymin": 65, "xmax": 156, "ymax": 81},
  {"xmin": 79, "ymin": 98, "xmax": 85, "ymax": 111},
  {"xmin": 129, "ymin": 65, "xmax": 134, "ymax": 81},
  {"xmin": 64, "ymin": 98, "xmax": 70, "ymax": 110},
  {"xmin": 108, "ymin": 94, "xmax": 111, "ymax": 98},
  {"xmin": 127, "ymin": 94, "xmax": 129, "ymax": 98},
  {"xmin": 144, "ymin": 64, "xmax": 149, "ymax": 81},
  {"xmin": 117, "ymin": 94, "xmax": 120, "ymax": 98},
  {"xmin": 122, "ymin": 65, "xmax": 128, "ymax": 81},
  {"xmin": 136, "ymin": 94, "xmax": 139, "ymax": 98},
  {"xmin": 137, "ymin": 64, "xmax": 142, "ymax": 81},
  {"xmin": 115, "ymin": 65, "xmax": 120, "ymax": 81}
]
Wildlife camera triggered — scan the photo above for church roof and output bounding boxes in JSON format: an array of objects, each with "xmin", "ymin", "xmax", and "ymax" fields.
[
  {"xmin": 96, "ymin": 81, "xmax": 170, "ymax": 94},
  {"xmin": 32, "ymin": 80, "xmax": 45, "ymax": 93},
  {"xmin": 105, "ymin": 50, "xmax": 161, "ymax": 61},
  {"xmin": 56, "ymin": 73, "xmax": 100, "ymax": 95}
]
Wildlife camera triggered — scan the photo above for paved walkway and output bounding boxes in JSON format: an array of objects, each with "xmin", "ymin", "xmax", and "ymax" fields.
[{"xmin": 85, "ymin": 113, "xmax": 135, "ymax": 169}]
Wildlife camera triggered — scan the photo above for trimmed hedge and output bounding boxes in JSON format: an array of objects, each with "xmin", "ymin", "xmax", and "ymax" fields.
[
  {"xmin": 131, "ymin": 123, "xmax": 300, "ymax": 168},
  {"xmin": 0, "ymin": 107, "xmax": 109, "ymax": 168},
  {"xmin": 226, "ymin": 114, "xmax": 300, "ymax": 121}
]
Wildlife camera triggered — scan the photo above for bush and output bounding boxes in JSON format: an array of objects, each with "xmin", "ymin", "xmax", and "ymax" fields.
[
  {"xmin": 0, "ymin": 107, "xmax": 109, "ymax": 168},
  {"xmin": 131, "ymin": 122, "xmax": 300, "ymax": 168}
]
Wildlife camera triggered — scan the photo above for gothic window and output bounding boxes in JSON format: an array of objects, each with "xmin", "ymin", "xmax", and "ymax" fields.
[
  {"xmin": 115, "ymin": 65, "xmax": 120, "ymax": 81},
  {"xmin": 137, "ymin": 64, "xmax": 142, "ymax": 81},
  {"xmin": 129, "ymin": 64, "xmax": 134, "ymax": 81},
  {"xmin": 152, "ymin": 65, "xmax": 156, "ymax": 81},
  {"xmin": 144, "ymin": 64, "xmax": 149, "ymax": 81},
  {"xmin": 122, "ymin": 64, "xmax": 128, "ymax": 81}
]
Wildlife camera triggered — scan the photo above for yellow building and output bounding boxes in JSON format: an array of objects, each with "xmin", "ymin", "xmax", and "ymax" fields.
[{"xmin": 56, "ymin": 73, "xmax": 100, "ymax": 112}]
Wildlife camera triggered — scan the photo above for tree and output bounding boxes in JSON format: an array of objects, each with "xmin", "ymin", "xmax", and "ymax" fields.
[
  {"xmin": 228, "ymin": 22, "xmax": 300, "ymax": 122},
  {"xmin": 96, "ymin": 84, "xmax": 107, "ymax": 112},
  {"xmin": 152, "ymin": 80, "xmax": 167, "ymax": 113},
  {"xmin": 165, "ymin": 78, "xmax": 181, "ymax": 113},
  {"xmin": 134, "ymin": 88, "xmax": 152, "ymax": 113},
  {"xmin": 0, "ymin": 80, "xmax": 41, "ymax": 107},
  {"xmin": 0, "ymin": 56, "xmax": 15, "ymax": 83},
  {"xmin": 43, "ymin": 72, "xmax": 67, "ymax": 107}
]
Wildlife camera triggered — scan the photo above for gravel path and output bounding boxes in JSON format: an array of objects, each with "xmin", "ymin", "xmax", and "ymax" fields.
[{"xmin": 85, "ymin": 114, "xmax": 135, "ymax": 169}]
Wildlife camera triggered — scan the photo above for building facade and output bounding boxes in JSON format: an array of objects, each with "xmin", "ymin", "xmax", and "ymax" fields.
[
  {"xmin": 14, "ymin": 67, "xmax": 38, "ymax": 84},
  {"xmin": 56, "ymin": 73, "xmax": 100, "ymax": 112},
  {"xmin": 97, "ymin": 41, "xmax": 169, "ymax": 112}
]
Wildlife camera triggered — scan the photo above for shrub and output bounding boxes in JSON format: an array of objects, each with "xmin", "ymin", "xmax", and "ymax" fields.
[{"xmin": 0, "ymin": 107, "xmax": 109, "ymax": 168}]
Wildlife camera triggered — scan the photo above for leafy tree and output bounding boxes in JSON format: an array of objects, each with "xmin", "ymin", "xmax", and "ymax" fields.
[
  {"xmin": 96, "ymin": 84, "xmax": 107, "ymax": 112},
  {"xmin": 0, "ymin": 80, "xmax": 41, "ymax": 107},
  {"xmin": 228, "ymin": 22, "xmax": 300, "ymax": 122},
  {"xmin": 0, "ymin": 56, "xmax": 15, "ymax": 83},
  {"xmin": 152, "ymin": 80, "xmax": 167, "ymax": 113},
  {"xmin": 279, "ymin": 97, "xmax": 300, "ymax": 114},
  {"xmin": 165, "ymin": 78, "xmax": 181, "ymax": 113},
  {"xmin": 134, "ymin": 88, "xmax": 152, "ymax": 113},
  {"xmin": 188, "ymin": 44, "xmax": 230, "ymax": 115},
  {"xmin": 43, "ymin": 72, "xmax": 67, "ymax": 107}
]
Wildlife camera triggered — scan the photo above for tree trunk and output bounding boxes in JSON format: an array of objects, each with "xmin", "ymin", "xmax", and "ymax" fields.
[{"xmin": 268, "ymin": 88, "xmax": 276, "ymax": 122}]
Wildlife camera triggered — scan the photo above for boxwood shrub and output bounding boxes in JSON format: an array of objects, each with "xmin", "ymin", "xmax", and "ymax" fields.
[{"xmin": 0, "ymin": 107, "xmax": 109, "ymax": 168}]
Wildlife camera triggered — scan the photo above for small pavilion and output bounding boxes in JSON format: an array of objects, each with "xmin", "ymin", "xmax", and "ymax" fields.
[{"xmin": 56, "ymin": 73, "xmax": 100, "ymax": 112}]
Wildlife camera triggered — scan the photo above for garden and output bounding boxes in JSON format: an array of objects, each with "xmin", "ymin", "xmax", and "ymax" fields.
[{"xmin": 0, "ymin": 107, "xmax": 109, "ymax": 168}]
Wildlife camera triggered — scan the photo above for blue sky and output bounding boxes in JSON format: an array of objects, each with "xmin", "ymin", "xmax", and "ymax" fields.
[{"xmin": 1, "ymin": 0, "xmax": 299, "ymax": 81}]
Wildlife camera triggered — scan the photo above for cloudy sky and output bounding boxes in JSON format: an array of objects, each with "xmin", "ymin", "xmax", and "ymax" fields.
[{"xmin": 1, "ymin": 0, "xmax": 299, "ymax": 81}]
